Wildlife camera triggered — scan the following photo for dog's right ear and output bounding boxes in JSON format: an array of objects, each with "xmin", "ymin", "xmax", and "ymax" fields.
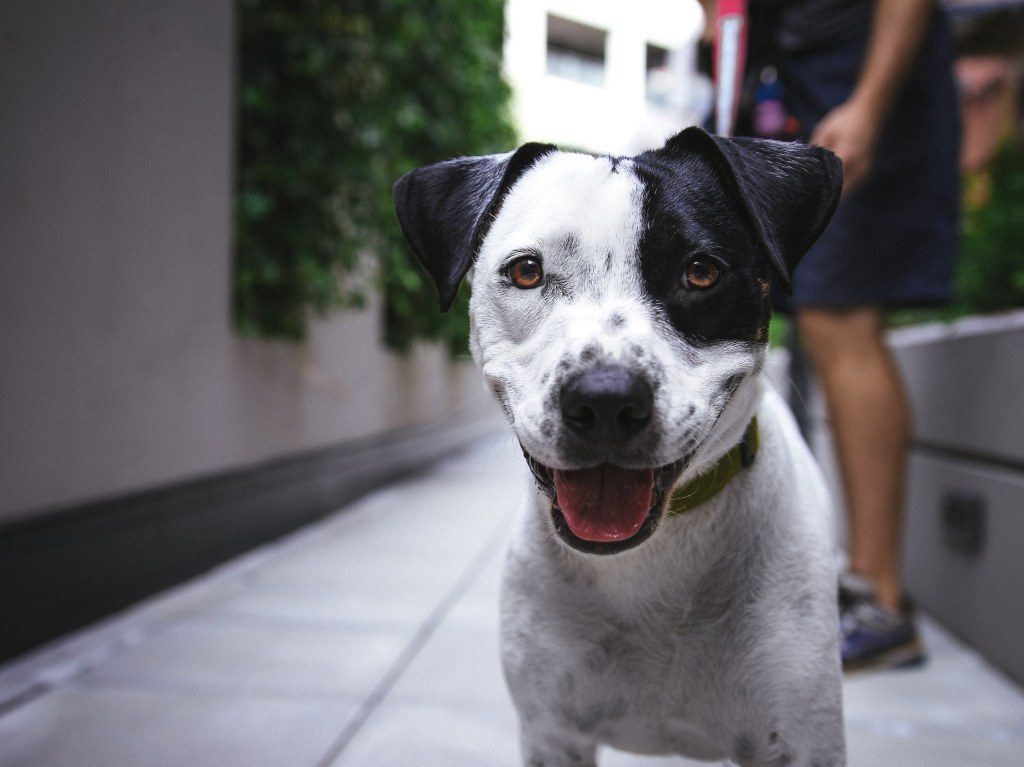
[
  {"xmin": 392, "ymin": 143, "xmax": 557, "ymax": 311},
  {"xmin": 650, "ymin": 126, "xmax": 843, "ymax": 292}
]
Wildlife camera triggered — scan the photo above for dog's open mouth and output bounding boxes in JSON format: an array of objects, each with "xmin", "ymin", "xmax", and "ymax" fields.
[
  {"xmin": 523, "ymin": 452, "xmax": 689, "ymax": 554},
  {"xmin": 554, "ymin": 464, "xmax": 653, "ymax": 542}
]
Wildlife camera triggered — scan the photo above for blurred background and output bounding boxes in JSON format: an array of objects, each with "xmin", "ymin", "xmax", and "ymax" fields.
[
  {"xmin": 1, "ymin": 1, "xmax": 1023, "ymax": 765},
  {"xmin": 0, "ymin": 0, "xmax": 710, "ymax": 668}
]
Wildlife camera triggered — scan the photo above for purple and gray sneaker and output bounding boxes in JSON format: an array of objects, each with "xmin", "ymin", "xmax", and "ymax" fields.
[{"xmin": 839, "ymin": 572, "xmax": 926, "ymax": 673}]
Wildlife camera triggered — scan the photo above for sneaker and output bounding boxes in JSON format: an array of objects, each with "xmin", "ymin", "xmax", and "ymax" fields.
[{"xmin": 839, "ymin": 572, "xmax": 926, "ymax": 673}]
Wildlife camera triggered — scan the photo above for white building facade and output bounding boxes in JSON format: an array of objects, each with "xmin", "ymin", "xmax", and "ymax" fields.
[{"xmin": 504, "ymin": 0, "xmax": 707, "ymax": 155}]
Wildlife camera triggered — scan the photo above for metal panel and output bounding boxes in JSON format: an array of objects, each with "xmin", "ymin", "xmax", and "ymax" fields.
[{"xmin": 903, "ymin": 450, "xmax": 1024, "ymax": 685}]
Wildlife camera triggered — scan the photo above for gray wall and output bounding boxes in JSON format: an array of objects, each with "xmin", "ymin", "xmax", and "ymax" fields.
[{"xmin": 0, "ymin": 1, "xmax": 497, "ymax": 523}]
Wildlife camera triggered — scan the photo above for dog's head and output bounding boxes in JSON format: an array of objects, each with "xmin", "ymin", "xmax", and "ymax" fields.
[{"xmin": 394, "ymin": 127, "xmax": 841, "ymax": 555}]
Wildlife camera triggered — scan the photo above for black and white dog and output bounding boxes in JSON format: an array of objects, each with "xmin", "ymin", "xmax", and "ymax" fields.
[{"xmin": 394, "ymin": 126, "xmax": 846, "ymax": 766}]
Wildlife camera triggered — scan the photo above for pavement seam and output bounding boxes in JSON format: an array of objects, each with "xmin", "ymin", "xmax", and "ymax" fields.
[{"xmin": 313, "ymin": 517, "xmax": 510, "ymax": 767}]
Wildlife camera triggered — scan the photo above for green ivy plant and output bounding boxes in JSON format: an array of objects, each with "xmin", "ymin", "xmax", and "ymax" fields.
[
  {"xmin": 235, "ymin": 0, "xmax": 516, "ymax": 350},
  {"xmin": 956, "ymin": 137, "xmax": 1024, "ymax": 314},
  {"xmin": 886, "ymin": 136, "xmax": 1024, "ymax": 329}
]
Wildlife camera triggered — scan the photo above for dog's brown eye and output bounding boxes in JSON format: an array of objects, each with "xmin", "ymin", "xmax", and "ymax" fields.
[
  {"xmin": 683, "ymin": 258, "xmax": 721, "ymax": 290},
  {"xmin": 509, "ymin": 256, "xmax": 543, "ymax": 289}
]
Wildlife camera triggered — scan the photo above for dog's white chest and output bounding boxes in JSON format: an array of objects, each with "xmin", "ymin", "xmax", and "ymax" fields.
[
  {"xmin": 499, "ymin": 403, "xmax": 845, "ymax": 765},
  {"xmin": 520, "ymin": 606, "xmax": 744, "ymax": 759}
]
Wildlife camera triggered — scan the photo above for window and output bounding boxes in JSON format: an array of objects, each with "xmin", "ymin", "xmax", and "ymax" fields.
[
  {"xmin": 546, "ymin": 15, "xmax": 607, "ymax": 86},
  {"xmin": 646, "ymin": 44, "xmax": 671, "ymax": 105}
]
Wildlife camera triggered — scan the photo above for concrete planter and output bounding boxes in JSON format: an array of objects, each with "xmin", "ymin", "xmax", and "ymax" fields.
[{"xmin": 806, "ymin": 310, "xmax": 1024, "ymax": 685}]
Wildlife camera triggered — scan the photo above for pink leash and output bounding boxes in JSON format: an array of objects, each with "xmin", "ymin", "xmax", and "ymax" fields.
[{"xmin": 713, "ymin": 0, "xmax": 748, "ymax": 138}]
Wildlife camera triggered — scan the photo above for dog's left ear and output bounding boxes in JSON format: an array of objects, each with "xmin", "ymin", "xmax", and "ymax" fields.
[
  {"xmin": 655, "ymin": 126, "xmax": 843, "ymax": 291},
  {"xmin": 393, "ymin": 143, "xmax": 557, "ymax": 311}
]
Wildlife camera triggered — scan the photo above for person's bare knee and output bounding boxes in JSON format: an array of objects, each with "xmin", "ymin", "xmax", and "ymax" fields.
[{"xmin": 797, "ymin": 307, "xmax": 885, "ymax": 371}]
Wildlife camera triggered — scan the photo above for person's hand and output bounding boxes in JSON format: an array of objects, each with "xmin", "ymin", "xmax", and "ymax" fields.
[{"xmin": 810, "ymin": 98, "xmax": 882, "ymax": 195}]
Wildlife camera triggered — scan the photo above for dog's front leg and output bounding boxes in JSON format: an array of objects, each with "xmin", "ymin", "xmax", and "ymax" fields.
[{"xmin": 518, "ymin": 724, "xmax": 597, "ymax": 767}]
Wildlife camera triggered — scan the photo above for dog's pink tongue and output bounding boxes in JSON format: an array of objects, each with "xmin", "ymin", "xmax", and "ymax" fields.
[{"xmin": 553, "ymin": 465, "xmax": 654, "ymax": 543}]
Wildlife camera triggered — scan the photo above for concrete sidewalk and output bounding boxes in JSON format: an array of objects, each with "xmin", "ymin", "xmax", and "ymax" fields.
[{"xmin": 1, "ymin": 435, "xmax": 1022, "ymax": 767}]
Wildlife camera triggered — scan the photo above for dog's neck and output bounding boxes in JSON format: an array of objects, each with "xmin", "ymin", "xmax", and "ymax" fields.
[
  {"xmin": 667, "ymin": 417, "xmax": 759, "ymax": 516},
  {"xmin": 674, "ymin": 372, "xmax": 764, "ymax": 484}
]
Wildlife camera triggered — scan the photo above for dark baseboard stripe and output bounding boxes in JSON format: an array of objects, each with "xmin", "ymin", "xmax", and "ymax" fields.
[
  {"xmin": 808, "ymin": 416, "xmax": 1024, "ymax": 476},
  {"xmin": 0, "ymin": 419, "xmax": 502, "ymax": 663},
  {"xmin": 911, "ymin": 440, "xmax": 1024, "ymax": 476}
]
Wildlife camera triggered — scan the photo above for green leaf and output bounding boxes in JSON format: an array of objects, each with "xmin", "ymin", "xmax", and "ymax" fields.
[{"xmin": 233, "ymin": 0, "xmax": 515, "ymax": 347}]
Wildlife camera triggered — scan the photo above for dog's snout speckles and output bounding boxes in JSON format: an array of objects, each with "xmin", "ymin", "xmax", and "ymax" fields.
[{"xmin": 604, "ymin": 312, "xmax": 626, "ymax": 333}]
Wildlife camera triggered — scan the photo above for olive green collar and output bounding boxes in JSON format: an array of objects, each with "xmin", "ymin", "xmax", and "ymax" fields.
[{"xmin": 667, "ymin": 418, "xmax": 759, "ymax": 515}]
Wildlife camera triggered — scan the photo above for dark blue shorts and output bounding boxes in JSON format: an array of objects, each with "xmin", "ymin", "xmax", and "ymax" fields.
[{"xmin": 775, "ymin": 13, "xmax": 961, "ymax": 311}]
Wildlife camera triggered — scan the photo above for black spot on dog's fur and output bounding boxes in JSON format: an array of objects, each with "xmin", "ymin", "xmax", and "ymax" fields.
[
  {"xmin": 584, "ymin": 630, "xmax": 638, "ymax": 674},
  {"xmin": 792, "ymin": 588, "xmax": 817, "ymax": 618},
  {"xmin": 604, "ymin": 312, "xmax": 626, "ymax": 333},
  {"xmin": 735, "ymin": 734, "xmax": 756, "ymax": 763},
  {"xmin": 562, "ymin": 747, "xmax": 587, "ymax": 764},
  {"xmin": 724, "ymin": 374, "xmax": 745, "ymax": 396},
  {"xmin": 735, "ymin": 732, "xmax": 796, "ymax": 767},
  {"xmin": 559, "ymin": 697, "xmax": 628, "ymax": 734},
  {"xmin": 490, "ymin": 381, "xmax": 513, "ymax": 420},
  {"xmin": 558, "ymin": 232, "xmax": 582, "ymax": 256}
]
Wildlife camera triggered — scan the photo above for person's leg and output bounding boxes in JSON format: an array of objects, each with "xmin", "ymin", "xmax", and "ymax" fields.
[{"xmin": 797, "ymin": 306, "xmax": 910, "ymax": 613}]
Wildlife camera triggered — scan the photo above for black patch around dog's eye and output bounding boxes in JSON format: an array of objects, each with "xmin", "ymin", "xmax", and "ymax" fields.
[{"xmin": 632, "ymin": 158, "xmax": 771, "ymax": 346}]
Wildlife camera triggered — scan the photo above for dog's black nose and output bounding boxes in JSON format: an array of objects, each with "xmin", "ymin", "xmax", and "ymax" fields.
[{"xmin": 560, "ymin": 364, "xmax": 653, "ymax": 443}]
